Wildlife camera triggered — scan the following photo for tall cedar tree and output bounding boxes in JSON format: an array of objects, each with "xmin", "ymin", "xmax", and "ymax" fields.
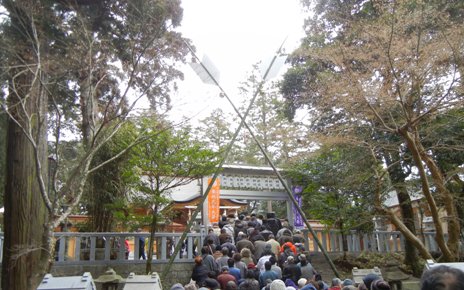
[{"xmin": 0, "ymin": 1, "xmax": 190, "ymax": 289}]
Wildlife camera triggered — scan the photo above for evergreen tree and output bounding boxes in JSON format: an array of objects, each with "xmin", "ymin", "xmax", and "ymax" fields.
[
  {"xmin": 281, "ymin": 0, "xmax": 464, "ymax": 264},
  {"xmin": 129, "ymin": 116, "xmax": 219, "ymax": 273},
  {"xmin": 0, "ymin": 1, "xmax": 190, "ymax": 288}
]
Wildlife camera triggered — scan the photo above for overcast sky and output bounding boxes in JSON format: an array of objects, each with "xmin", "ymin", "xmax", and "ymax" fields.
[{"xmin": 167, "ymin": 0, "xmax": 307, "ymax": 126}]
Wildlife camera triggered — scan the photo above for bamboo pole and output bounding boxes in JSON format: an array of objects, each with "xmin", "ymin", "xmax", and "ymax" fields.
[
  {"xmin": 161, "ymin": 38, "xmax": 341, "ymax": 281},
  {"xmin": 160, "ymin": 40, "xmax": 284, "ymax": 281}
]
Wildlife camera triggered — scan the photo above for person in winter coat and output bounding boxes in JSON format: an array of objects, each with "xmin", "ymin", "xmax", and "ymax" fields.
[
  {"xmin": 246, "ymin": 262, "xmax": 261, "ymax": 281},
  {"xmin": 328, "ymin": 278, "xmax": 342, "ymax": 290},
  {"xmin": 220, "ymin": 228, "xmax": 234, "ymax": 245},
  {"xmin": 191, "ymin": 256, "xmax": 210, "ymax": 287},
  {"xmin": 420, "ymin": 265, "xmax": 464, "ymax": 290},
  {"xmin": 217, "ymin": 266, "xmax": 238, "ymax": 290},
  {"xmin": 259, "ymin": 261, "xmax": 279, "ymax": 288},
  {"xmin": 217, "ymin": 247, "xmax": 231, "ymax": 268},
  {"xmin": 203, "ymin": 228, "xmax": 220, "ymax": 248},
  {"xmin": 269, "ymin": 256, "xmax": 282, "ymax": 279},
  {"xmin": 236, "ymin": 233, "xmax": 256, "ymax": 254},
  {"xmin": 240, "ymin": 248, "xmax": 256, "ymax": 265},
  {"xmin": 278, "ymin": 244, "xmax": 295, "ymax": 268},
  {"xmin": 253, "ymin": 237, "xmax": 268, "ymax": 261},
  {"xmin": 228, "ymin": 258, "xmax": 243, "ymax": 284},
  {"xmin": 234, "ymin": 252, "xmax": 248, "ymax": 279},
  {"xmin": 257, "ymin": 244, "xmax": 275, "ymax": 273},
  {"xmin": 282, "ymin": 256, "xmax": 301, "ymax": 285},
  {"xmin": 280, "ymin": 242, "xmax": 297, "ymax": 256},
  {"xmin": 297, "ymin": 254, "xmax": 315, "ymax": 280},
  {"xmin": 238, "ymin": 270, "xmax": 260, "ymax": 290},
  {"xmin": 201, "ymin": 246, "xmax": 220, "ymax": 276},
  {"xmin": 266, "ymin": 234, "xmax": 281, "ymax": 257}
]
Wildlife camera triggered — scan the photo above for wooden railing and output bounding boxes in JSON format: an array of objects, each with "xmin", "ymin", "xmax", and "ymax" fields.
[
  {"xmin": 52, "ymin": 231, "xmax": 207, "ymax": 265},
  {"xmin": 300, "ymin": 229, "xmax": 441, "ymax": 254},
  {"xmin": 0, "ymin": 230, "xmax": 443, "ymax": 266}
]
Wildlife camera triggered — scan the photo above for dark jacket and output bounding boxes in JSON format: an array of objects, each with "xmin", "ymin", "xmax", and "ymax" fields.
[
  {"xmin": 239, "ymin": 278, "xmax": 260, "ymax": 290},
  {"xmin": 282, "ymin": 263, "xmax": 302, "ymax": 284},
  {"xmin": 191, "ymin": 264, "xmax": 210, "ymax": 287}
]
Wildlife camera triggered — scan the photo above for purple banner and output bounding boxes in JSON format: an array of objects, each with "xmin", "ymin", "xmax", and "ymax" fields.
[{"xmin": 292, "ymin": 186, "xmax": 304, "ymax": 228}]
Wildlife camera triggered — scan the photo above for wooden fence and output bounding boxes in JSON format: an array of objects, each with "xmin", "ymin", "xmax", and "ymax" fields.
[
  {"xmin": 300, "ymin": 229, "xmax": 441, "ymax": 254},
  {"xmin": 0, "ymin": 230, "xmax": 442, "ymax": 266}
]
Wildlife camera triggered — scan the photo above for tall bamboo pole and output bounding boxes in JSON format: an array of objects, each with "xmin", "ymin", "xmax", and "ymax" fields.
[
  {"xmin": 161, "ymin": 39, "xmax": 341, "ymax": 281},
  {"xmin": 195, "ymin": 44, "xmax": 341, "ymax": 278},
  {"xmin": 161, "ymin": 40, "xmax": 285, "ymax": 280}
]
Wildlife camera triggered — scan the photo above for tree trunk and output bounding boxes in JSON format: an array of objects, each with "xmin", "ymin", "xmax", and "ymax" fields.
[
  {"xmin": 399, "ymin": 128, "xmax": 455, "ymax": 261},
  {"xmin": 146, "ymin": 204, "xmax": 159, "ymax": 274},
  {"xmin": 384, "ymin": 151, "xmax": 423, "ymax": 276},
  {"xmin": 79, "ymin": 69, "xmax": 98, "ymax": 149},
  {"xmin": 336, "ymin": 218, "xmax": 348, "ymax": 258},
  {"xmin": 0, "ymin": 114, "xmax": 6, "ymax": 205},
  {"xmin": 2, "ymin": 56, "xmax": 49, "ymax": 290},
  {"xmin": 394, "ymin": 184, "xmax": 423, "ymax": 276},
  {"xmin": 415, "ymin": 138, "xmax": 461, "ymax": 260},
  {"xmin": 372, "ymin": 166, "xmax": 433, "ymax": 262},
  {"xmin": 340, "ymin": 231, "xmax": 348, "ymax": 259},
  {"xmin": 451, "ymin": 176, "xmax": 464, "ymax": 235},
  {"xmin": 384, "ymin": 209, "xmax": 433, "ymax": 260},
  {"xmin": 1, "ymin": 3, "xmax": 51, "ymax": 289},
  {"xmin": 3, "ymin": 117, "xmax": 49, "ymax": 290}
]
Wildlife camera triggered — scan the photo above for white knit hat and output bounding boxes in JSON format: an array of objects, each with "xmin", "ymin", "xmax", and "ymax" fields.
[
  {"xmin": 298, "ymin": 278, "xmax": 307, "ymax": 288},
  {"xmin": 270, "ymin": 279, "xmax": 286, "ymax": 290}
]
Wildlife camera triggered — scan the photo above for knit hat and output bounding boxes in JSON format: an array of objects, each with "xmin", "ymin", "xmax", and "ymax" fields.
[
  {"xmin": 270, "ymin": 279, "xmax": 286, "ymax": 290},
  {"xmin": 204, "ymin": 278, "xmax": 220, "ymax": 289},
  {"xmin": 371, "ymin": 280, "xmax": 391, "ymax": 290},
  {"xmin": 247, "ymin": 263, "xmax": 256, "ymax": 269},
  {"xmin": 331, "ymin": 278, "xmax": 342, "ymax": 286},
  {"xmin": 297, "ymin": 278, "xmax": 307, "ymax": 289},
  {"xmin": 363, "ymin": 273, "xmax": 380, "ymax": 289},
  {"xmin": 342, "ymin": 279, "xmax": 354, "ymax": 286},
  {"xmin": 170, "ymin": 283, "xmax": 185, "ymax": 290}
]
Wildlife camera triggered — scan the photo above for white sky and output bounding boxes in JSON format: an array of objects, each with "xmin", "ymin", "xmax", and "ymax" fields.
[{"xmin": 167, "ymin": 0, "xmax": 307, "ymax": 125}]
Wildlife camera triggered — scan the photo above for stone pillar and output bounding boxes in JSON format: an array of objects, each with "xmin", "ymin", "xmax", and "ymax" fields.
[
  {"xmin": 201, "ymin": 176, "xmax": 209, "ymax": 227},
  {"xmin": 286, "ymin": 200, "xmax": 294, "ymax": 228}
]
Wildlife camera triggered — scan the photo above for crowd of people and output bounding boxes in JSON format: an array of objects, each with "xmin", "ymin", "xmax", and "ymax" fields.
[{"xmin": 169, "ymin": 212, "xmax": 464, "ymax": 290}]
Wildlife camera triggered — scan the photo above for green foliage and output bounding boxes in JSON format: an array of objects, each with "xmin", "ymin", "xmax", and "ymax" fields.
[
  {"xmin": 0, "ymin": 0, "xmax": 192, "ymax": 287},
  {"xmin": 421, "ymin": 108, "xmax": 464, "ymax": 174},
  {"xmin": 125, "ymin": 116, "xmax": 220, "ymax": 226},
  {"xmin": 194, "ymin": 108, "xmax": 235, "ymax": 161},
  {"xmin": 282, "ymin": 0, "xmax": 464, "ymax": 240},
  {"xmin": 85, "ymin": 121, "xmax": 138, "ymax": 232},
  {"xmin": 285, "ymin": 145, "xmax": 376, "ymax": 233},
  {"xmin": 421, "ymin": 108, "xmax": 464, "ymax": 230},
  {"xmin": 231, "ymin": 67, "xmax": 309, "ymax": 165},
  {"xmin": 271, "ymin": 200, "xmax": 287, "ymax": 220}
]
